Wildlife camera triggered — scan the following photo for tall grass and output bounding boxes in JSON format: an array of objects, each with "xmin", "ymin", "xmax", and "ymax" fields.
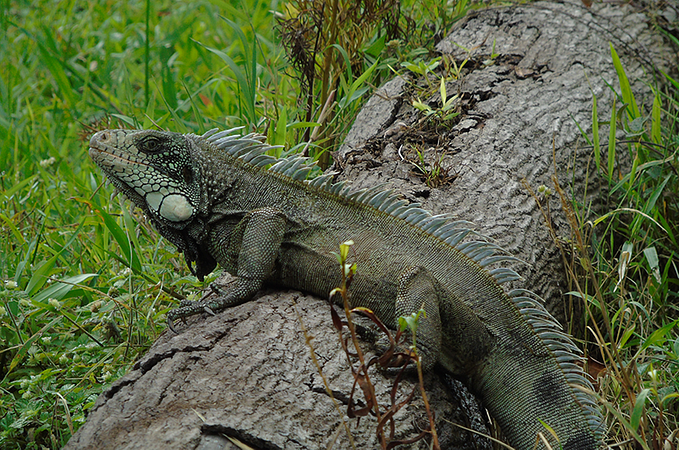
[
  {"xmin": 0, "ymin": 1, "xmax": 291, "ymax": 447},
  {"xmin": 567, "ymin": 45, "xmax": 679, "ymax": 448}
]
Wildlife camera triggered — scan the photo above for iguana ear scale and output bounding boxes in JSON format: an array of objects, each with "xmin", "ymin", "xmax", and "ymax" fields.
[{"xmin": 182, "ymin": 166, "xmax": 194, "ymax": 184}]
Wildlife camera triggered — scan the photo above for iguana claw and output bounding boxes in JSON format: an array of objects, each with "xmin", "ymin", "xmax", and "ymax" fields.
[{"xmin": 167, "ymin": 317, "xmax": 178, "ymax": 333}]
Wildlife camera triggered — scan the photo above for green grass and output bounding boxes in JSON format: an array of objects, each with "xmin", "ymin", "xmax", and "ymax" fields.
[
  {"xmin": 0, "ymin": 0, "xmax": 677, "ymax": 448},
  {"xmin": 567, "ymin": 47, "xmax": 679, "ymax": 447},
  {"xmin": 0, "ymin": 1, "xmax": 296, "ymax": 447}
]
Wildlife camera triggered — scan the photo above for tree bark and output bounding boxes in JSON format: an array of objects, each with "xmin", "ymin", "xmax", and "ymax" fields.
[
  {"xmin": 65, "ymin": 287, "xmax": 490, "ymax": 450},
  {"xmin": 335, "ymin": 0, "xmax": 675, "ymax": 328}
]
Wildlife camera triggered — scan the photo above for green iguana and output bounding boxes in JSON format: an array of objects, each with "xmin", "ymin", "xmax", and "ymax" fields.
[{"xmin": 89, "ymin": 127, "xmax": 604, "ymax": 449}]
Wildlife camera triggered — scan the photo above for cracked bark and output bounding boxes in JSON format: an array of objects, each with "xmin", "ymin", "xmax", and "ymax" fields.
[
  {"xmin": 335, "ymin": 0, "xmax": 676, "ymax": 328},
  {"xmin": 65, "ymin": 289, "xmax": 490, "ymax": 450},
  {"xmin": 65, "ymin": 1, "xmax": 676, "ymax": 449}
]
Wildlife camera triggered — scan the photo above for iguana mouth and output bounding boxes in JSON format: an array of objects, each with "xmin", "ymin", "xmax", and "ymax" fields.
[
  {"xmin": 89, "ymin": 131, "xmax": 152, "ymax": 171},
  {"xmin": 89, "ymin": 146, "xmax": 152, "ymax": 172}
]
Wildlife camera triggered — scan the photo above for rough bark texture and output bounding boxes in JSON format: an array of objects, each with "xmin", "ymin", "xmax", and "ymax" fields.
[
  {"xmin": 66, "ymin": 1, "xmax": 676, "ymax": 449},
  {"xmin": 65, "ymin": 285, "xmax": 491, "ymax": 450},
  {"xmin": 336, "ymin": 0, "xmax": 676, "ymax": 327}
]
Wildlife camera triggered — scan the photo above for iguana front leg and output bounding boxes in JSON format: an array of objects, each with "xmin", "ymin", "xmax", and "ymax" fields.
[{"xmin": 167, "ymin": 207, "xmax": 287, "ymax": 330}]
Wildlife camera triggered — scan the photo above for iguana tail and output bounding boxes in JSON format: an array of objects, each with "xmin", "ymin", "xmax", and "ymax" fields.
[{"xmin": 473, "ymin": 289, "xmax": 604, "ymax": 449}]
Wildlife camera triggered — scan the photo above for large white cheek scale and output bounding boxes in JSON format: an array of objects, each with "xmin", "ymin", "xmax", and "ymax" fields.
[{"xmin": 146, "ymin": 191, "xmax": 194, "ymax": 222}]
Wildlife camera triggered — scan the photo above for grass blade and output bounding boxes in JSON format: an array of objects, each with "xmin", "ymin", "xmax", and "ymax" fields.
[
  {"xmin": 630, "ymin": 388, "xmax": 651, "ymax": 431},
  {"xmin": 200, "ymin": 42, "xmax": 256, "ymax": 127},
  {"xmin": 592, "ymin": 93, "xmax": 600, "ymax": 173},
  {"xmin": 95, "ymin": 208, "xmax": 142, "ymax": 274},
  {"xmin": 610, "ymin": 43, "xmax": 639, "ymax": 119},
  {"xmin": 33, "ymin": 273, "xmax": 98, "ymax": 303},
  {"xmin": 651, "ymin": 92, "xmax": 661, "ymax": 145},
  {"xmin": 145, "ymin": 0, "xmax": 151, "ymax": 107},
  {"xmin": 608, "ymin": 97, "xmax": 617, "ymax": 183}
]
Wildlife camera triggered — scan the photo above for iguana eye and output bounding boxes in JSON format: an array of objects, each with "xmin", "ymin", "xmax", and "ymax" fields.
[{"xmin": 141, "ymin": 136, "xmax": 162, "ymax": 153}]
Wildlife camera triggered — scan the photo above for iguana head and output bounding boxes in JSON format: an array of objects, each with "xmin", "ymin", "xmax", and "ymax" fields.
[
  {"xmin": 89, "ymin": 129, "xmax": 202, "ymax": 227},
  {"xmin": 89, "ymin": 128, "xmax": 219, "ymax": 279}
]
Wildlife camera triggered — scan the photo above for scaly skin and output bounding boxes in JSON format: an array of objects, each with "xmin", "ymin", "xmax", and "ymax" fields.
[{"xmin": 89, "ymin": 128, "xmax": 604, "ymax": 449}]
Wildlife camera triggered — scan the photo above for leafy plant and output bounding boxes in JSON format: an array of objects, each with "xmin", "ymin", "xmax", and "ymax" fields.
[
  {"xmin": 276, "ymin": 0, "xmax": 472, "ymax": 168},
  {"xmin": 325, "ymin": 241, "xmax": 440, "ymax": 449},
  {"xmin": 412, "ymin": 77, "xmax": 460, "ymax": 121},
  {"xmin": 277, "ymin": 0, "xmax": 403, "ymax": 167},
  {"xmin": 409, "ymin": 146, "xmax": 453, "ymax": 188},
  {"xmin": 402, "ymin": 57, "xmax": 441, "ymax": 83},
  {"xmin": 561, "ymin": 44, "xmax": 679, "ymax": 448}
]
